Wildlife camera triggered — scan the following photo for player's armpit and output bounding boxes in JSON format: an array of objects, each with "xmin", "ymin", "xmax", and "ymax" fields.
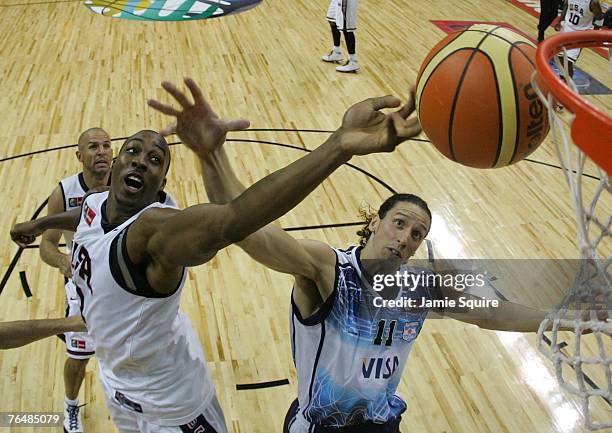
[{"xmin": 130, "ymin": 204, "xmax": 237, "ymax": 269}]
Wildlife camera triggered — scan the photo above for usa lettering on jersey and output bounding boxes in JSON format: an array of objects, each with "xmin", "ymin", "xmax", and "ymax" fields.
[{"xmin": 71, "ymin": 242, "xmax": 93, "ymax": 292}]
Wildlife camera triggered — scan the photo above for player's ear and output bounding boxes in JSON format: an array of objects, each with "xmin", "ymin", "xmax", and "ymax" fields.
[
  {"xmin": 369, "ymin": 215, "xmax": 380, "ymax": 234},
  {"xmin": 76, "ymin": 150, "xmax": 82, "ymax": 162}
]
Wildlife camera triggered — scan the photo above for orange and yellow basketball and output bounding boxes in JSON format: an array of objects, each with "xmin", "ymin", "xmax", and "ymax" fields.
[{"xmin": 416, "ymin": 24, "xmax": 549, "ymax": 168}]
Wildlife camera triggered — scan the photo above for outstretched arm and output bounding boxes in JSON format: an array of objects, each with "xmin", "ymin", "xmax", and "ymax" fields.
[
  {"xmin": 186, "ymin": 104, "xmax": 335, "ymax": 283},
  {"xmin": 438, "ymin": 288, "xmax": 606, "ymax": 333},
  {"xmin": 131, "ymin": 128, "xmax": 353, "ymax": 270},
  {"xmin": 0, "ymin": 316, "xmax": 85, "ymax": 350},
  {"xmin": 142, "ymin": 78, "xmax": 421, "ymax": 273},
  {"xmin": 11, "ymin": 208, "xmax": 81, "ymax": 248},
  {"xmin": 198, "ymin": 146, "xmax": 337, "ymax": 296}
]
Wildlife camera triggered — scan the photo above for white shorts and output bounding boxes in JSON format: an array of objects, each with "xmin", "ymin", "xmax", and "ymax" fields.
[
  {"xmin": 562, "ymin": 47, "xmax": 581, "ymax": 62},
  {"xmin": 103, "ymin": 387, "xmax": 228, "ymax": 433},
  {"xmin": 559, "ymin": 26, "xmax": 583, "ymax": 62},
  {"xmin": 64, "ymin": 279, "xmax": 95, "ymax": 360},
  {"xmin": 326, "ymin": 0, "xmax": 358, "ymax": 31}
]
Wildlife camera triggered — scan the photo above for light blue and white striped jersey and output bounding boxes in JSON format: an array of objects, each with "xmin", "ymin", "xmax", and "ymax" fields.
[{"xmin": 289, "ymin": 246, "xmax": 437, "ymax": 429}]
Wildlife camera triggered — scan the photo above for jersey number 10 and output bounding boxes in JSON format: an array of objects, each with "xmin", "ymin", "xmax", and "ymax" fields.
[{"xmin": 569, "ymin": 12, "xmax": 581, "ymax": 25}]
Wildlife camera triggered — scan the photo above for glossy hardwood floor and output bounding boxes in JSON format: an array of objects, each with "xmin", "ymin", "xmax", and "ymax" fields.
[{"xmin": 0, "ymin": 0, "xmax": 610, "ymax": 431}]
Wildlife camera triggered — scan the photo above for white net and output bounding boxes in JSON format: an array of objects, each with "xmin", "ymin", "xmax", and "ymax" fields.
[{"xmin": 532, "ymin": 44, "xmax": 612, "ymax": 430}]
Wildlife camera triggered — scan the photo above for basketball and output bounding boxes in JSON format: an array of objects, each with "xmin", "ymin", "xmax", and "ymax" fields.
[{"xmin": 415, "ymin": 24, "xmax": 550, "ymax": 168}]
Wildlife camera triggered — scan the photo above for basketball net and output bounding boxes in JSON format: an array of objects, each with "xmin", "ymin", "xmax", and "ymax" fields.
[{"xmin": 531, "ymin": 30, "xmax": 611, "ymax": 430}]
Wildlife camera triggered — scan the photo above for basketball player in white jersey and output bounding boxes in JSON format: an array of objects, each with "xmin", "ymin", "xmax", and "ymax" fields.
[
  {"xmin": 10, "ymin": 77, "xmax": 422, "ymax": 433},
  {"xmin": 192, "ymin": 97, "xmax": 588, "ymax": 432},
  {"xmin": 39, "ymin": 127, "xmax": 113, "ymax": 433},
  {"xmin": 322, "ymin": 0, "xmax": 360, "ymax": 72},
  {"xmin": 554, "ymin": 0, "xmax": 604, "ymax": 77},
  {"xmin": 40, "ymin": 128, "xmax": 178, "ymax": 433}
]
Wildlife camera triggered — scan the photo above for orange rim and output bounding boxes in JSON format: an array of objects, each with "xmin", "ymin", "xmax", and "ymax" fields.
[{"xmin": 535, "ymin": 30, "xmax": 612, "ymax": 175}]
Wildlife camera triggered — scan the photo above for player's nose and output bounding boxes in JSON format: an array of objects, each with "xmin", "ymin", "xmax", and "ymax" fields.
[{"xmin": 130, "ymin": 155, "xmax": 147, "ymax": 169}]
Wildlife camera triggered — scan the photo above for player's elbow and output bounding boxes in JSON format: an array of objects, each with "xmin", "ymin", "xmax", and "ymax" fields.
[
  {"xmin": 217, "ymin": 212, "xmax": 249, "ymax": 246},
  {"xmin": 217, "ymin": 202, "xmax": 262, "ymax": 245}
]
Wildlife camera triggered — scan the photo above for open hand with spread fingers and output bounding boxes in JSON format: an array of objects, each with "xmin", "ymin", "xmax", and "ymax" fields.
[
  {"xmin": 148, "ymin": 77, "xmax": 250, "ymax": 157},
  {"xmin": 335, "ymin": 89, "xmax": 421, "ymax": 157}
]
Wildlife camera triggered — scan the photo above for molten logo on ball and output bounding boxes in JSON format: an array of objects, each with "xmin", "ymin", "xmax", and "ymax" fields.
[
  {"xmin": 524, "ymin": 83, "xmax": 546, "ymax": 149},
  {"xmin": 415, "ymin": 24, "xmax": 550, "ymax": 168}
]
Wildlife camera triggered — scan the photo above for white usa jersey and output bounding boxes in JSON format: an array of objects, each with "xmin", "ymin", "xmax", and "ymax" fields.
[
  {"xmin": 71, "ymin": 191, "xmax": 213, "ymax": 425},
  {"xmin": 59, "ymin": 173, "xmax": 90, "ymax": 253},
  {"xmin": 563, "ymin": 0, "xmax": 596, "ymax": 31},
  {"xmin": 289, "ymin": 246, "xmax": 438, "ymax": 429},
  {"xmin": 58, "ymin": 172, "xmax": 178, "ymax": 254}
]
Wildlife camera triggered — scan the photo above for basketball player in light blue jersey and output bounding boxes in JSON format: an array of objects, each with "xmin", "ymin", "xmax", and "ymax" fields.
[
  {"xmin": 9, "ymin": 77, "xmax": 422, "ymax": 433},
  {"xmin": 187, "ymin": 93, "xmax": 587, "ymax": 432}
]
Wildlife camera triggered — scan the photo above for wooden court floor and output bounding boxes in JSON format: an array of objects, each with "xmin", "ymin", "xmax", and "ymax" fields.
[{"xmin": 0, "ymin": 0, "xmax": 610, "ymax": 431}]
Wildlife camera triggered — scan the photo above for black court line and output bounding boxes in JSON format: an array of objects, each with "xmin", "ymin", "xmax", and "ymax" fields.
[
  {"xmin": 235, "ymin": 378, "xmax": 290, "ymax": 390},
  {"xmin": 1, "ymin": 130, "xmax": 601, "ymax": 296},
  {"xmin": 0, "ymin": 135, "xmax": 397, "ymax": 296},
  {"xmin": 283, "ymin": 221, "xmax": 364, "ymax": 232},
  {"xmin": 0, "ymin": 132, "xmax": 600, "ymax": 182},
  {"xmin": 4, "ymin": 131, "xmax": 609, "ymax": 401},
  {"xmin": 486, "ymin": 279, "xmax": 509, "ymax": 302},
  {"xmin": 226, "ymin": 139, "xmax": 397, "ymax": 194},
  {"xmin": 19, "ymin": 271, "xmax": 32, "ymax": 298},
  {"xmin": 14, "ymin": 222, "xmax": 368, "ymax": 295},
  {"xmin": 15, "ymin": 223, "xmax": 365, "ymax": 294},
  {"xmin": 22, "ymin": 243, "xmax": 66, "ymax": 249},
  {"xmin": 0, "ymin": 198, "xmax": 48, "ymax": 297},
  {"xmin": 524, "ymin": 158, "xmax": 601, "ymax": 181}
]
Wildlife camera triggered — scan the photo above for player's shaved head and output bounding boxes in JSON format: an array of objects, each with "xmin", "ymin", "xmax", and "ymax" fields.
[
  {"xmin": 120, "ymin": 130, "xmax": 171, "ymax": 174},
  {"xmin": 75, "ymin": 127, "xmax": 113, "ymax": 179},
  {"xmin": 110, "ymin": 129, "xmax": 172, "ymax": 212},
  {"xmin": 78, "ymin": 127, "xmax": 110, "ymax": 150},
  {"xmin": 120, "ymin": 130, "xmax": 168, "ymax": 150}
]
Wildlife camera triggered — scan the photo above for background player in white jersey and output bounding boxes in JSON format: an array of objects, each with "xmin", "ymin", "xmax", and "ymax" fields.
[
  {"xmin": 39, "ymin": 127, "xmax": 113, "ymax": 433},
  {"xmin": 322, "ymin": 0, "xmax": 360, "ymax": 72},
  {"xmin": 554, "ymin": 0, "xmax": 604, "ymax": 77},
  {"xmin": 39, "ymin": 128, "xmax": 178, "ymax": 433},
  {"xmin": 10, "ymin": 76, "xmax": 422, "ymax": 433},
  {"xmin": 192, "ymin": 94, "xmax": 592, "ymax": 432}
]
